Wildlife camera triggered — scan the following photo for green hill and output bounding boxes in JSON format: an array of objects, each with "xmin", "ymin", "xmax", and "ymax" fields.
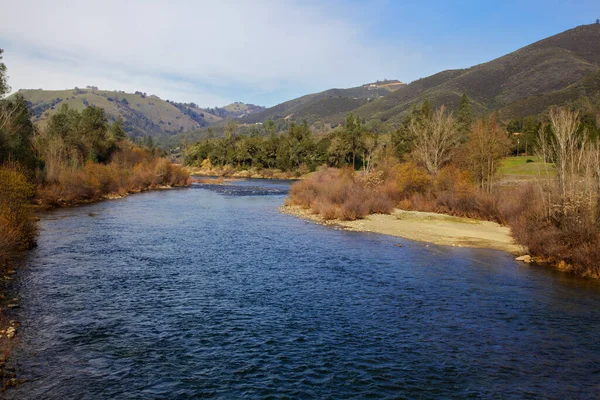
[
  {"xmin": 15, "ymin": 23, "xmax": 600, "ymax": 138},
  {"xmin": 202, "ymin": 102, "xmax": 265, "ymax": 119},
  {"xmin": 239, "ymin": 24, "xmax": 600, "ymax": 128},
  {"xmin": 353, "ymin": 23, "xmax": 600, "ymax": 125},
  {"xmin": 15, "ymin": 87, "xmax": 263, "ymax": 139},
  {"xmin": 239, "ymin": 80, "xmax": 405, "ymax": 125}
]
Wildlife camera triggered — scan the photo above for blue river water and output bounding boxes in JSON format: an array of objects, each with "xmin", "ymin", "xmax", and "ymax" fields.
[{"xmin": 6, "ymin": 179, "xmax": 600, "ymax": 399}]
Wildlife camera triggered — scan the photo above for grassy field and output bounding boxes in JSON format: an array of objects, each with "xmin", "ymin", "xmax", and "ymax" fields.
[{"xmin": 498, "ymin": 156, "xmax": 555, "ymax": 178}]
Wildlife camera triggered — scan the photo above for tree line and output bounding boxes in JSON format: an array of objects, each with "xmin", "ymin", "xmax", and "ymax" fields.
[{"xmin": 184, "ymin": 115, "xmax": 384, "ymax": 173}]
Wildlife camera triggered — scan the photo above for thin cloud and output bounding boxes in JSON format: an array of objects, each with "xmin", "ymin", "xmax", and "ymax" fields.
[{"xmin": 1, "ymin": 0, "xmax": 420, "ymax": 106}]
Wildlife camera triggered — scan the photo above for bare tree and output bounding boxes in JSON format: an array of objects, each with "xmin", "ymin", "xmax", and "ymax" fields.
[
  {"xmin": 537, "ymin": 107, "xmax": 590, "ymax": 220},
  {"xmin": 409, "ymin": 105, "xmax": 459, "ymax": 175},
  {"xmin": 464, "ymin": 114, "xmax": 511, "ymax": 192}
]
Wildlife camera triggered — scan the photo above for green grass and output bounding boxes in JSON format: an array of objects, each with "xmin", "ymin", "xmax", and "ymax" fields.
[
  {"xmin": 498, "ymin": 156, "xmax": 555, "ymax": 177},
  {"xmin": 15, "ymin": 88, "xmax": 222, "ymax": 137}
]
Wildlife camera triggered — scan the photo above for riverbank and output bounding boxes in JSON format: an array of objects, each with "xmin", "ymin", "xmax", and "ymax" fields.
[
  {"xmin": 35, "ymin": 182, "xmax": 190, "ymax": 209},
  {"xmin": 186, "ymin": 165, "xmax": 308, "ymax": 180},
  {"xmin": 281, "ymin": 205, "xmax": 524, "ymax": 255}
]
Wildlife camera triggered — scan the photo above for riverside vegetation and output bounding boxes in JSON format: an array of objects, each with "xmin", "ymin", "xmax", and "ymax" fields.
[
  {"xmin": 0, "ymin": 49, "xmax": 190, "ymax": 267},
  {"xmin": 184, "ymin": 97, "xmax": 600, "ymax": 278}
]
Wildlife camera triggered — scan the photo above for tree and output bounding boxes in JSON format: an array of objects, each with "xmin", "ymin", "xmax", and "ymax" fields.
[
  {"xmin": 0, "ymin": 49, "xmax": 8, "ymax": 98},
  {"xmin": 464, "ymin": 113, "xmax": 511, "ymax": 192},
  {"xmin": 223, "ymin": 121, "xmax": 238, "ymax": 165},
  {"xmin": 264, "ymin": 119, "xmax": 277, "ymax": 136},
  {"xmin": 0, "ymin": 53, "xmax": 37, "ymax": 170},
  {"xmin": 144, "ymin": 135, "xmax": 155, "ymax": 152},
  {"xmin": 409, "ymin": 105, "xmax": 460, "ymax": 175},
  {"xmin": 79, "ymin": 105, "xmax": 115, "ymax": 162},
  {"xmin": 342, "ymin": 113, "xmax": 365, "ymax": 169},
  {"xmin": 109, "ymin": 115, "xmax": 127, "ymax": 141},
  {"xmin": 0, "ymin": 94, "xmax": 37, "ymax": 169},
  {"xmin": 456, "ymin": 94, "xmax": 473, "ymax": 141},
  {"xmin": 537, "ymin": 107, "xmax": 588, "ymax": 220},
  {"xmin": 286, "ymin": 121, "xmax": 314, "ymax": 170},
  {"xmin": 224, "ymin": 120, "xmax": 238, "ymax": 139},
  {"xmin": 391, "ymin": 101, "xmax": 432, "ymax": 160}
]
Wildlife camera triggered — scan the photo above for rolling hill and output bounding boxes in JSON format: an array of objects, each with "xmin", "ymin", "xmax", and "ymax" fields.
[
  {"xmin": 14, "ymin": 23, "xmax": 600, "ymax": 139},
  {"xmin": 240, "ymin": 23, "xmax": 600, "ymax": 127},
  {"xmin": 239, "ymin": 80, "xmax": 405, "ymax": 125},
  {"xmin": 15, "ymin": 87, "xmax": 264, "ymax": 138},
  {"xmin": 353, "ymin": 23, "xmax": 600, "ymax": 124}
]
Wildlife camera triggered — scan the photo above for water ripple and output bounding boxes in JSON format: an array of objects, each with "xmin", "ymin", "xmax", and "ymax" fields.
[{"xmin": 6, "ymin": 179, "xmax": 600, "ymax": 399}]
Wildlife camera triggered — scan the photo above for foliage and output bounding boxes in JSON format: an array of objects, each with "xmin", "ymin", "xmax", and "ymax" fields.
[
  {"xmin": 0, "ymin": 94, "xmax": 37, "ymax": 170},
  {"xmin": 342, "ymin": 113, "xmax": 365, "ymax": 169},
  {"xmin": 0, "ymin": 49, "xmax": 8, "ymax": 98},
  {"xmin": 37, "ymin": 144, "xmax": 190, "ymax": 206},
  {"xmin": 391, "ymin": 100, "xmax": 432, "ymax": 160},
  {"xmin": 286, "ymin": 167, "xmax": 394, "ymax": 220},
  {"xmin": 456, "ymin": 94, "xmax": 473, "ymax": 140},
  {"xmin": 0, "ymin": 162, "xmax": 36, "ymax": 261},
  {"xmin": 462, "ymin": 113, "xmax": 512, "ymax": 191}
]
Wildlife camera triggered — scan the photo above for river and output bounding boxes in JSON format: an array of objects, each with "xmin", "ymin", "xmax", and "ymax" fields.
[{"xmin": 6, "ymin": 179, "xmax": 600, "ymax": 399}]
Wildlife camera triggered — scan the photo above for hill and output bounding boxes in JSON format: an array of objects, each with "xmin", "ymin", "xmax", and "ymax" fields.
[
  {"xmin": 202, "ymin": 102, "xmax": 265, "ymax": 119},
  {"xmin": 15, "ymin": 87, "xmax": 263, "ymax": 138},
  {"xmin": 239, "ymin": 80, "xmax": 405, "ymax": 125},
  {"xmin": 15, "ymin": 24, "xmax": 600, "ymax": 137},
  {"xmin": 238, "ymin": 24, "xmax": 600, "ymax": 128},
  {"xmin": 353, "ymin": 23, "xmax": 600, "ymax": 124}
]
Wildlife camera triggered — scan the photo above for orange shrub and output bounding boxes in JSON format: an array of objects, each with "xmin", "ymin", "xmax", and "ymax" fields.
[
  {"xmin": 288, "ymin": 167, "xmax": 393, "ymax": 221},
  {"xmin": 0, "ymin": 163, "xmax": 37, "ymax": 261},
  {"xmin": 37, "ymin": 149, "xmax": 191, "ymax": 207},
  {"xmin": 394, "ymin": 162, "xmax": 432, "ymax": 196}
]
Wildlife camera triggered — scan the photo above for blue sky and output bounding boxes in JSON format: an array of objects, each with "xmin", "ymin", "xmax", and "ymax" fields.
[{"xmin": 2, "ymin": 0, "xmax": 599, "ymax": 107}]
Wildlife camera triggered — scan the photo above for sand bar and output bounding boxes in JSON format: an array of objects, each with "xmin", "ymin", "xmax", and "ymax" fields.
[{"xmin": 282, "ymin": 206, "xmax": 524, "ymax": 255}]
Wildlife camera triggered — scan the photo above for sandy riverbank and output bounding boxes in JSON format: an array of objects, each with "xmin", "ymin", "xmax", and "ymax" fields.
[
  {"xmin": 281, "ymin": 206, "xmax": 524, "ymax": 255},
  {"xmin": 186, "ymin": 166, "xmax": 308, "ymax": 180}
]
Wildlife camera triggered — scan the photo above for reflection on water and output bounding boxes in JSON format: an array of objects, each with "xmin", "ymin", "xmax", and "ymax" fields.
[{"xmin": 7, "ymin": 180, "xmax": 600, "ymax": 399}]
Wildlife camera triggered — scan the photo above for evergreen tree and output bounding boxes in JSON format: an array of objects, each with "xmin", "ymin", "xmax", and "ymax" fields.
[
  {"xmin": 109, "ymin": 115, "xmax": 127, "ymax": 141},
  {"xmin": 0, "ymin": 94, "xmax": 37, "ymax": 169},
  {"xmin": 343, "ymin": 113, "xmax": 364, "ymax": 169},
  {"xmin": 144, "ymin": 135, "xmax": 155, "ymax": 151},
  {"xmin": 391, "ymin": 101, "xmax": 432, "ymax": 160},
  {"xmin": 0, "ymin": 49, "xmax": 8, "ymax": 98},
  {"xmin": 264, "ymin": 120, "xmax": 277, "ymax": 136},
  {"xmin": 456, "ymin": 94, "xmax": 473, "ymax": 140},
  {"xmin": 421, "ymin": 99, "xmax": 433, "ymax": 120}
]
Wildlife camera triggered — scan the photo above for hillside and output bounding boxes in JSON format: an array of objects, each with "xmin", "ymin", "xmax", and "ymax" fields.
[
  {"xmin": 15, "ymin": 24, "xmax": 600, "ymax": 137},
  {"xmin": 15, "ymin": 88, "xmax": 263, "ymax": 138},
  {"xmin": 238, "ymin": 24, "xmax": 600, "ymax": 127},
  {"xmin": 203, "ymin": 102, "xmax": 265, "ymax": 119},
  {"xmin": 239, "ymin": 80, "xmax": 405, "ymax": 125},
  {"xmin": 353, "ymin": 23, "xmax": 600, "ymax": 124}
]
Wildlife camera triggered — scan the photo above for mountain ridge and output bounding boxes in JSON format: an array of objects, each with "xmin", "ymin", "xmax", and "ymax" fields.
[
  {"xmin": 13, "ymin": 23, "xmax": 600, "ymax": 137},
  {"xmin": 14, "ymin": 87, "xmax": 264, "ymax": 138}
]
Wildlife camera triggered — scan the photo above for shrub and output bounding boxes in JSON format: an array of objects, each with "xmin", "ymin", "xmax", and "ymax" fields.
[
  {"xmin": 37, "ymin": 149, "xmax": 191, "ymax": 207},
  {"xmin": 0, "ymin": 163, "xmax": 37, "ymax": 262},
  {"xmin": 395, "ymin": 162, "xmax": 432, "ymax": 196},
  {"xmin": 287, "ymin": 167, "xmax": 394, "ymax": 221}
]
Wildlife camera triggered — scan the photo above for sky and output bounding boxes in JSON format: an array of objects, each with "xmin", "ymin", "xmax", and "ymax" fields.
[{"xmin": 1, "ymin": 0, "xmax": 600, "ymax": 108}]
